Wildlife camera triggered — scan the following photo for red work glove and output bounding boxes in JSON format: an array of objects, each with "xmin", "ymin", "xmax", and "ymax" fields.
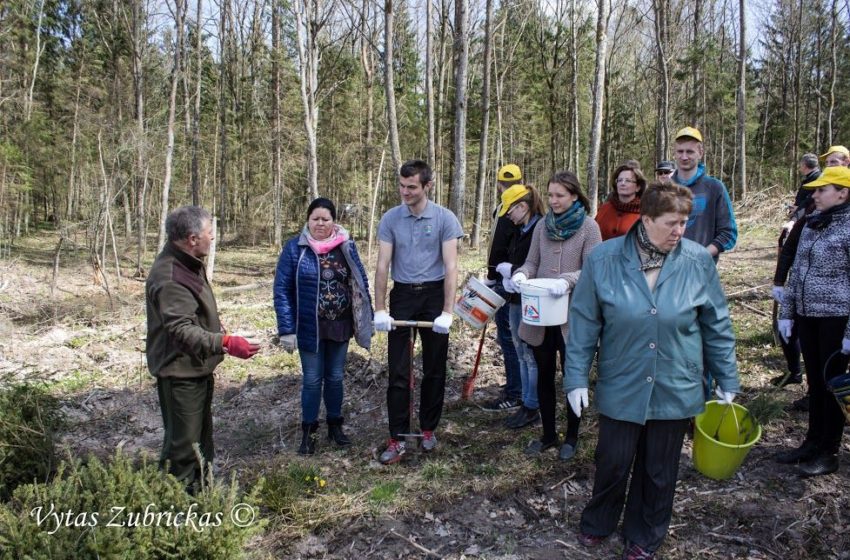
[{"xmin": 222, "ymin": 335, "xmax": 260, "ymax": 359}]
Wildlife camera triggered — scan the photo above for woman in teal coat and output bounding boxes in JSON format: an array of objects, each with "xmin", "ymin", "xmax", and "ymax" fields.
[{"xmin": 564, "ymin": 182, "xmax": 739, "ymax": 560}]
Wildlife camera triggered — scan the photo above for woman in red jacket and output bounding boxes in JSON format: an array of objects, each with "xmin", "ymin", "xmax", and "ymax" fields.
[{"xmin": 595, "ymin": 161, "xmax": 647, "ymax": 241}]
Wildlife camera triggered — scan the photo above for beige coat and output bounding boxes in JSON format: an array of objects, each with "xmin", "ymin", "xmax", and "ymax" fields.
[{"xmin": 516, "ymin": 216, "xmax": 602, "ymax": 347}]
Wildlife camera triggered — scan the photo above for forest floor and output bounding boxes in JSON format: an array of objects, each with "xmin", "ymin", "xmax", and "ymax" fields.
[{"xmin": 1, "ymin": 209, "xmax": 849, "ymax": 559}]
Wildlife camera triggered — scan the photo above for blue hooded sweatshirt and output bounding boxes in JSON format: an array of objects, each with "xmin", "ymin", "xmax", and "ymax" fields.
[{"xmin": 673, "ymin": 162, "xmax": 738, "ymax": 256}]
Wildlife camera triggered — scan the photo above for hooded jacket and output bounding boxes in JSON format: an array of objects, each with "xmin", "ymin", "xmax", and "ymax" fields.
[
  {"xmin": 673, "ymin": 163, "xmax": 738, "ymax": 256},
  {"xmin": 274, "ymin": 228, "xmax": 373, "ymax": 352}
]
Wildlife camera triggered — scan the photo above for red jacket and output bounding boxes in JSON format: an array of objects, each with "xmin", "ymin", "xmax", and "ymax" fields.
[{"xmin": 595, "ymin": 199, "xmax": 641, "ymax": 241}]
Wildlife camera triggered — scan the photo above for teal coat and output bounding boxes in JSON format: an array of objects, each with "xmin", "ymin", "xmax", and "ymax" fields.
[{"xmin": 564, "ymin": 229, "xmax": 739, "ymax": 424}]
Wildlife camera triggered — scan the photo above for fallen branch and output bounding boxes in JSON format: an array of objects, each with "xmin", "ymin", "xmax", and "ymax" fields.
[
  {"xmin": 219, "ymin": 280, "xmax": 272, "ymax": 294},
  {"xmin": 388, "ymin": 529, "xmax": 442, "ymax": 559},
  {"xmin": 732, "ymin": 300, "xmax": 771, "ymax": 318},
  {"xmin": 726, "ymin": 283, "xmax": 772, "ymax": 298}
]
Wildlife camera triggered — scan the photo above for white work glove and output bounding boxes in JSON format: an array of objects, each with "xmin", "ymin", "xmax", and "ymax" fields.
[
  {"xmin": 511, "ymin": 272, "xmax": 528, "ymax": 286},
  {"xmin": 496, "ymin": 262, "xmax": 513, "ymax": 279},
  {"xmin": 715, "ymin": 387, "xmax": 736, "ymax": 405},
  {"xmin": 502, "ymin": 277, "xmax": 519, "ymax": 293},
  {"xmin": 782, "ymin": 220, "xmax": 795, "ymax": 234},
  {"xmin": 433, "ymin": 312, "xmax": 453, "ymax": 334},
  {"xmin": 842, "ymin": 338, "xmax": 850, "ymax": 355},
  {"xmin": 771, "ymin": 286, "xmax": 784, "ymax": 303},
  {"xmin": 548, "ymin": 278, "xmax": 569, "ymax": 297},
  {"xmin": 567, "ymin": 388, "xmax": 589, "ymax": 417},
  {"xmin": 483, "ymin": 278, "xmax": 498, "ymax": 288},
  {"xmin": 279, "ymin": 334, "xmax": 297, "ymax": 353},
  {"xmin": 777, "ymin": 319, "xmax": 793, "ymax": 343},
  {"xmin": 374, "ymin": 310, "xmax": 395, "ymax": 332}
]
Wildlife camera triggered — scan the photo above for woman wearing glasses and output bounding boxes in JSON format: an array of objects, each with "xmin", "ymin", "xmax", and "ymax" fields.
[{"xmin": 596, "ymin": 161, "xmax": 647, "ymax": 241}]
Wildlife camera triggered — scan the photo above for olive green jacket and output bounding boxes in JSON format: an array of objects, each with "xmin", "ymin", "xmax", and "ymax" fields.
[{"xmin": 146, "ymin": 243, "xmax": 225, "ymax": 378}]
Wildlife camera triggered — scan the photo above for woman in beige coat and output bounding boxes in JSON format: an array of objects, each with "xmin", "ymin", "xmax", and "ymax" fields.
[{"xmin": 511, "ymin": 171, "xmax": 602, "ymax": 459}]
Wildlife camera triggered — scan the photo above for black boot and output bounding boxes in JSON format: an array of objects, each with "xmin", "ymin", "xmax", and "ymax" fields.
[
  {"xmin": 298, "ymin": 422, "xmax": 319, "ymax": 455},
  {"xmin": 327, "ymin": 417, "xmax": 352, "ymax": 446}
]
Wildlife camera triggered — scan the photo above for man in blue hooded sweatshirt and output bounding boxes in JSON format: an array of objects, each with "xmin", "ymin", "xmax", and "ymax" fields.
[{"xmin": 672, "ymin": 126, "xmax": 737, "ymax": 260}]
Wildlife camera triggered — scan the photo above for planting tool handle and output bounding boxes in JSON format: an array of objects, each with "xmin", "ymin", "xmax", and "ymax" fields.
[{"xmin": 391, "ymin": 320, "xmax": 434, "ymax": 328}]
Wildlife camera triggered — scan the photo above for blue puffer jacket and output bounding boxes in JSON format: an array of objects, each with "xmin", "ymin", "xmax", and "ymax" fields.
[{"xmin": 274, "ymin": 230, "xmax": 373, "ymax": 352}]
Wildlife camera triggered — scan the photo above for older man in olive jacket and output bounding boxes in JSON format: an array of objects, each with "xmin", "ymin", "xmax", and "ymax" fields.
[{"xmin": 146, "ymin": 206, "xmax": 259, "ymax": 492}]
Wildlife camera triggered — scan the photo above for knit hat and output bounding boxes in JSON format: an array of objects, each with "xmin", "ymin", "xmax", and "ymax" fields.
[{"xmin": 497, "ymin": 164, "xmax": 522, "ymax": 182}]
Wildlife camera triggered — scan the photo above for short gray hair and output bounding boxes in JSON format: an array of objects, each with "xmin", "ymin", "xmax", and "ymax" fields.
[
  {"xmin": 166, "ymin": 206, "xmax": 211, "ymax": 242},
  {"xmin": 800, "ymin": 153, "xmax": 819, "ymax": 170}
]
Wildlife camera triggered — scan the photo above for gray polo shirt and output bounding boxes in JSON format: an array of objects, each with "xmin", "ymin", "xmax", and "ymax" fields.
[{"xmin": 378, "ymin": 201, "xmax": 464, "ymax": 283}]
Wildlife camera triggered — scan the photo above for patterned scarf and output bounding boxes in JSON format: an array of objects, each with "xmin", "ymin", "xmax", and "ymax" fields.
[
  {"xmin": 545, "ymin": 201, "xmax": 586, "ymax": 241},
  {"xmin": 635, "ymin": 221, "xmax": 670, "ymax": 271},
  {"xmin": 303, "ymin": 224, "xmax": 349, "ymax": 254},
  {"xmin": 611, "ymin": 196, "xmax": 641, "ymax": 214}
]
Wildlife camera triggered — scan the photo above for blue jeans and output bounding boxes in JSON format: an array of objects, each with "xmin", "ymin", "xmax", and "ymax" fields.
[
  {"xmin": 509, "ymin": 302, "xmax": 539, "ymax": 409},
  {"xmin": 299, "ymin": 339, "xmax": 350, "ymax": 423},
  {"xmin": 494, "ymin": 286, "xmax": 522, "ymax": 400}
]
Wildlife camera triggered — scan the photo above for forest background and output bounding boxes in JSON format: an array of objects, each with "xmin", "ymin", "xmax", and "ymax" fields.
[{"xmin": 2, "ymin": 0, "xmax": 845, "ymax": 263}]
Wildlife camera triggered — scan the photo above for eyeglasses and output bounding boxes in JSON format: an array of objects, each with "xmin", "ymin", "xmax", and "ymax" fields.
[{"xmin": 655, "ymin": 170, "xmax": 673, "ymax": 176}]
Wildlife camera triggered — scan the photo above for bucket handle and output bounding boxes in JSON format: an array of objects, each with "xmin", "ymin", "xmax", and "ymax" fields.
[{"xmin": 711, "ymin": 401, "xmax": 740, "ymax": 443}]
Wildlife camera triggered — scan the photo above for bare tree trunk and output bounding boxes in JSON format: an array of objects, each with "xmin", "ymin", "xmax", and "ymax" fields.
[
  {"xmin": 131, "ymin": 0, "xmax": 148, "ymax": 275},
  {"xmin": 191, "ymin": 0, "xmax": 203, "ymax": 206},
  {"xmin": 653, "ymin": 0, "xmax": 670, "ymax": 162},
  {"xmin": 586, "ymin": 0, "xmax": 609, "ymax": 217},
  {"xmin": 207, "ymin": 217, "xmax": 217, "ymax": 282},
  {"xmin": 471, "ymin": 0, "xmax": 493, "ymax": 249},
  {"xmin": 158, "ymin": 0, "xmax": 185, "ymax": 251},
  {"xmin": 449, "ymin": 0, "xmax": 469, "ymax": 222},
  {"xmin": 384, "ymin": 0, "xmax": 402, "ymax": 182},
  {"xmin": 735, "ymin": 0, "xmax": 746, "ymax": 197},
  {"xmin": 294, "ymin": 0, "xmax": 327, "ymax": 199},
  {"xmin": 569, "ymin": 0, "xmax": 580, "ymax": 172},
  {"xmin": 368, "ymin": 136, "xmax": 388, "ymax": 263},
  {"xmin": 217, "ymin": 0, "xmax": 230, "ymax": 239},
  {"xmin": 24, "ymin": 0, "xmax": 46, "ymax": 122},
  {"xmin": 272, "ymin": 0, "xmax": 283, "ymax": 246},
  {"xmin": 67, "ymin": 55, "xmax": 85, "ymax": 221},
  {"xmin": 426, "ymin": 0, "xmax": 437, "ymax": 171},
  {"xmin": 827, "ymin": 0, "xmax": 837, "ymax": 144},
  {"xmin": 792, "ymin": 0, "xmax": 803, "ymax": 164}
]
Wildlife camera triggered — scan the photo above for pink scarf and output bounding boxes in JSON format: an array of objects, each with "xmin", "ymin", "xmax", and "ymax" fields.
[{"xmin": 304, "ymin": 224, "xmax": 349, "ymax": 254}]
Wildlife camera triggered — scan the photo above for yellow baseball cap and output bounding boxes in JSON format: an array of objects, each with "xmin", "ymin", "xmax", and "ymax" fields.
[
  {"xmin": 819, "ymin": 145, "xmax": 850, "ymax": 159},
  {"xmin": 497, "ymin": 164, "xmax": 522, "ymax": 182},
  {"xmin": 674, "ymin": 126, "xmax": 703, "ymax": 143},
  {"xmin": 498, "ymin": 185, "xmax": 530, "ymax": 216},
  {"xmin": 803, "ymin": 165, "xmax": 850, "ymax": 189}
]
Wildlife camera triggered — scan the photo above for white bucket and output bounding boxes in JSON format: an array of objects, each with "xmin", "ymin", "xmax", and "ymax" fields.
[
  {"xmin": 521, "ymin": 278, "xmax": 569, "ymax": 326},
  {"xmin": 454, "ymin": 276, "xmax": 506, "ymax": 329}
]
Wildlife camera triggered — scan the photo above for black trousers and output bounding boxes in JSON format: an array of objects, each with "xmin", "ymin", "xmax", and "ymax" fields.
[
  {"xmin": 531, "ymin": 325, "xmax": 580, "ymax": 444},
  {"xmin": 796, "ymin": 315, "xmax": 849, "ymax": 455},
  {"xmin": 387, "ymin": 282, "xmax": 449, "ymax": 438},
  {"xmin": 580, "ymin": 415, "xmax": 689, "ymax": 553},
  {"xmin": 157, "ymin": 375, "xmax": 215, "ymax": 490}
]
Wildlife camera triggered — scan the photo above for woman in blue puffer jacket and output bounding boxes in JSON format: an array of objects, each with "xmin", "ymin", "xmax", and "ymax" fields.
[{"xmin": 274, "ymin": 198, "xmax": 373, "ymax": 455}]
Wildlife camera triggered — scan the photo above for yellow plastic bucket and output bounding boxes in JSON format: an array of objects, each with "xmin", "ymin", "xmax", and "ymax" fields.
[{"xmin": 692, "ymin": 401, "xmax": 761, "ymax": 480}]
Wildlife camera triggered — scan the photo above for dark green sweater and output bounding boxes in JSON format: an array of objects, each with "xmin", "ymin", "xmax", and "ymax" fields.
[{"xmin": 145, "ymin": 243, "xmax": 224, "ymax": 378}]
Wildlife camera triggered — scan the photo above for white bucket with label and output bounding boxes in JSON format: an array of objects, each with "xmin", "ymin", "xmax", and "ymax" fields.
[
  {"xmin": 454, "ymin": 276, "xmax": 506, "ymax": 329},
  {"xmin": 521, "ymin": 278, "xmax": 569, "ymax": 326}
]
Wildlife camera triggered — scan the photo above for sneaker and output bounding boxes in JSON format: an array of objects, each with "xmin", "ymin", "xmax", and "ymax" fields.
[
  {"xmin": 791, "ymin": 395, "xmax": 809, "ymax": 411},
  {"xmin": 578, "ymin": 532, "xmax": 606, "ymax": 547},
  {"xmin": 421, "ymin": 430, "xmax": 437, "ymax": 452},
  {"xmin": 559, "ymin": 441, "xmax": 577, "ymax": 461},
  {"xmin": 379, "ymin": 439, "xmax": 406, "ymax": 464},
  {"xmin": 504, "ymin": 406, "xmax": 540, "ymax": 429},
  {"xmin": 621, "ymin": 541, "xmax": 655, "ymax": 560},
  {"xmin": 481, "ymin": 396, "xmax": 522, "ymax": 412}
]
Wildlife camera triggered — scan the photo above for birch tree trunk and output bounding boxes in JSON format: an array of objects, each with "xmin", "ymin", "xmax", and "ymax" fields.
[
  {"xmin": 653, "ymin": 0, "xmax": 670, "ymax": 163},
  {"xmin": 426, "ymin": 0, "xmax": 437, "ymax": 172},
  {"xmin": 735, "ymin": 0, "xmax": 746, "ymax": 197},
  {"xmin": 191, "ymin": 0, "xmax": 203, "ymax": 206},
  {"xmin": 384, "ymin": 0, "xmax": 402, "ymax": 183},
  {"xmin": 471, "ymin": 0, "xmax": 493, "ymax": 249},
  {"xmin": 158, "ymin": 0, "xmax": 184, "ymax": 251},
  {"xmin": 131, "ymin": 0, "xmax": 147, "ymax": 275},
  {"xmin": 272, "ymin": 0, "xmax": 283, "ymax": 246},
  {"xmin": 569, "ymin": 0, "xmax": 580, "ymax": 172},
  {"xmin": 449, "ymin": 0, "xmax": 469, "ymax": 222},
  {"xmin": 217, "ymin": 0, "xmax": 230, "ymax": 238},
  {"xmin": 24, "ymin": 0, "xmax": 46, "ymax": 122},
  {"xmin": 827, "ymin": 0, "xmax": 837, "ymax": 144},
  {"xmin": 294, "ymin": 0, "xmax": 326, "ymax": 200},
  {"xmin": 586, "ymin": 0, "xmax": 609, "ymax": 216}
]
